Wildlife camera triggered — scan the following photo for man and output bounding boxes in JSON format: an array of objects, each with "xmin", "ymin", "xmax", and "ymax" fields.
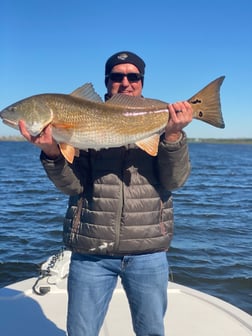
[{"xmin": 19, "ymin": 51, "xmax": 193, "ymax": 335}]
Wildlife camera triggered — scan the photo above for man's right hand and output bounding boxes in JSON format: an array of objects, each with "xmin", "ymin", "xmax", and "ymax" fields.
[{"xmin": 19, "ymin": 120, "xmax": 61, "ymax": 159}]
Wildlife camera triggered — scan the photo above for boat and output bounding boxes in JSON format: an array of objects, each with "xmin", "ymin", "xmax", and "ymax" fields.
[{"xmin": 0, "ymin": 250, "xmax": 251, "ymax": 335}]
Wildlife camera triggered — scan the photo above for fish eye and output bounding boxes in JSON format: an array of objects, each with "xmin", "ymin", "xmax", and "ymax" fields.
[{"xmin": 9, "ymin": 106, "xmax": 17, "ymax": 112}]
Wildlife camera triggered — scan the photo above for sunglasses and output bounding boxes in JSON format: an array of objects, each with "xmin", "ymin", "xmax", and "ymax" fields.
[{"xmin": 106, "ymin": 72, "xmax": 143, "ymax": 83}]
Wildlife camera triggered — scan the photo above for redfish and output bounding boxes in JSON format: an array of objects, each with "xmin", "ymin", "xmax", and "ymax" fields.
[{"xmin": 0, "ymin": 77, "xmax": 225, "ymax": 162}]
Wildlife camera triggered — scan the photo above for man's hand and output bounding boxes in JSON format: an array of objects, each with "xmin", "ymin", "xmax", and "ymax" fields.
[
  {"xmin": 165, "ymin": 101, "xmax": 193, "ymax": 142},
  {"xmin": 19, "ymin": 120, "xmax": 61, "ymax": 159}
]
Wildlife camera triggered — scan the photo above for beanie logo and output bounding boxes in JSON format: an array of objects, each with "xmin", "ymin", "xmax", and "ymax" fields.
[{"xmin": 117, "ymin": 53, "xmax": 128, "ymax": 61}]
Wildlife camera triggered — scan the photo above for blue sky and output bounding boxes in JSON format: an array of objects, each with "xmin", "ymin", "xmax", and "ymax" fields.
[{"xmin": 1, "ymin": 0, "xmax": 251, "ymax": 138}]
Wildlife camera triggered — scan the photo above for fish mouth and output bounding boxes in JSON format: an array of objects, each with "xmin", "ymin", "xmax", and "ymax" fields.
[{"xmin": 2, "ymin": 118, "xmax": 18, "ymax": 128}]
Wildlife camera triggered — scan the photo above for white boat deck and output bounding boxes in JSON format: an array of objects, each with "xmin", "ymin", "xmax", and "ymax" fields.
[{"xmin": 0, "ymin": 276, "xmax": 251, "ymax": 335}]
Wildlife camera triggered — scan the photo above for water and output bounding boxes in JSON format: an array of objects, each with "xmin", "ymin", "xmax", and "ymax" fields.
[{"xmin": 0, "ymin": 141, "xmax": 251, "ymax": 315}]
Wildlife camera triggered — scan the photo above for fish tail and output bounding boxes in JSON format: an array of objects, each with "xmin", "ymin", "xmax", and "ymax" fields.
[{"xmin": 188, "ymin": 76, "xmax": 225, "ymax": 128}]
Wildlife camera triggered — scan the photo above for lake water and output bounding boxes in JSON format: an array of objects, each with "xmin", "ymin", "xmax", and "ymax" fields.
[{"xmin": 0, "ymin": 141, "xmax": 251, "ymax": 314}]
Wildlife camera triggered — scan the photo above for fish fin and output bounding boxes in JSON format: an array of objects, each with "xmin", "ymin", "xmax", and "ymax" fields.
[
  {"xmin": 188, "ymin": 76, "xmax": 225, "ymax": 128},
  {"xmin": 59, "ymin": 143, "xmax": 78, "ymax": 163},
  {"xmin": 106, "ymin": 94, "xmax": 167, "ymax": 108},
  {"xmin": 135, "ymin": 134, "xmax": 160, "ymax": 156},
  {"xmin": 71, "ymin": 83, "xmax": 103, "ymax": 102}
]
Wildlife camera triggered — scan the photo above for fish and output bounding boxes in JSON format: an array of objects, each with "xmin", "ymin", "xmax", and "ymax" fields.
[{"xmin": 0, "ymin": 76, "xmax": 225, "ymax": 163}]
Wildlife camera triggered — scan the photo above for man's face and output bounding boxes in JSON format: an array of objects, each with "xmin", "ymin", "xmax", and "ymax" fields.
[{"xmin": 106, "ymin": 63, "xmax": 143, "ymax": 98}]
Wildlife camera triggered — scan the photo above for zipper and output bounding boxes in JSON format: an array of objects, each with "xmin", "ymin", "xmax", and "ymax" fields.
[
  {"xmin": 114, "ymin": 180, "xmax": 123, "ymax": 251},
  {"xmin": 114, "ymin": 148, "xmax": 126, "ymax": 251}
]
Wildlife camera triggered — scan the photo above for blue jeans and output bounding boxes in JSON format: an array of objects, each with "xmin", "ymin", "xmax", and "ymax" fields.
[{"xmin": 67, "ymin": 252, "xmax": 169, "ymax": 336}]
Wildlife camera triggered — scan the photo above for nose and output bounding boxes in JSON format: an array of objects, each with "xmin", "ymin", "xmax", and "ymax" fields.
[{"xmin": 121, "ymin": 76, "xmax": 130, "ymax": 85}]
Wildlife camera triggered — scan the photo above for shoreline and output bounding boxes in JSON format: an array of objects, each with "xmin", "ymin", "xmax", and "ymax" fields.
[
  {"xmin": 189, "ymin": 138, "xmax": 252, "ymax": 144},
  {"xmin": 0, "ymin": 136, "xmax": 252, "ymax": 145}
]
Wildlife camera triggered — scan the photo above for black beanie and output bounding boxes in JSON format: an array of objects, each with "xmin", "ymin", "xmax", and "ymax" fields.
[{"xmin": 105, "ymin": 51, "xmax": 145, "ymax": 86}]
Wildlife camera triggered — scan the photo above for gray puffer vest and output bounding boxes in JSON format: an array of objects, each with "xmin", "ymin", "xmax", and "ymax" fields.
[{"xmin": 41, "ymin": 133, "xmax": 190, "ymax": 256}]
